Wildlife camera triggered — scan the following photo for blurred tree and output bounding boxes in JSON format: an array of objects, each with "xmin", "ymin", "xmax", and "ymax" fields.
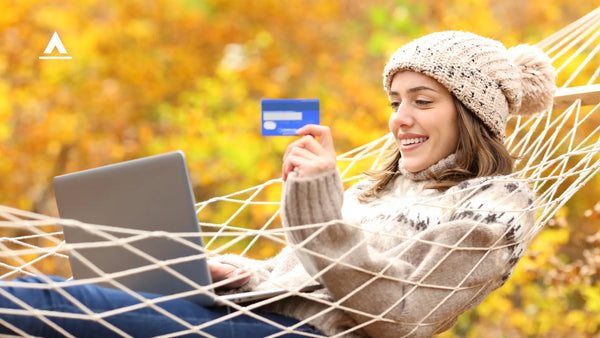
[{"xmin": 2, "ymin": 0, "xmax": 596, "ymax": 214}]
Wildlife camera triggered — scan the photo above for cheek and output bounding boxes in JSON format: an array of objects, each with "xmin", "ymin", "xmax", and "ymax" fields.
[
  {"xmin": 388, "ymin": 114, "xmax": 396, "ymax": 133},
  {"xmin": 443, "ymin": 117, "xmax": 460, "ymax": 151},
  {"xmin": 427, "ymin": 111, "xmax": 458, "ymax": 150},
  {"xmin": 449, "ymin": 115, "xmax": 459, "ymax": 143},
  {"xmin": 451, "ymin": 125, "xmax": 460, "ymax": 147}
]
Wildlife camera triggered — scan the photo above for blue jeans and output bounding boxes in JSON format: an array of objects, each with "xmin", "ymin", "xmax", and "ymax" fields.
[{"xmin": 0, "ymin": 276, "xmax": 322, "ymax": 337}]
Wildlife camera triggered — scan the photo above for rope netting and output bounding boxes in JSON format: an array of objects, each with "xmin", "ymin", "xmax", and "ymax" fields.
[{"xmin": 2, "ymin": 7, "xmax": 600, "ymax": 337}]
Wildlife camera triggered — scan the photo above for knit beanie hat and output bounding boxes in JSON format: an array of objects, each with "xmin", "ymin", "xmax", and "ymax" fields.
[{"xmin": 382, "ymin": 31, "xmax": 557, "ymax": 140}]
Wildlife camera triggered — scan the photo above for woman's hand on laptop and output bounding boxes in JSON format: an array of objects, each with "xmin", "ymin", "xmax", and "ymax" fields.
[{"xmin": 209, "ymin": 261, "xmax": 250, "ymax": 290}]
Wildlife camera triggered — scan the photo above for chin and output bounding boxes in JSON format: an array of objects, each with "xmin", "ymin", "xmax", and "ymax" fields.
[{"xmin": 401, "ymin": 162, "xmax": 427, "ymax": 173}]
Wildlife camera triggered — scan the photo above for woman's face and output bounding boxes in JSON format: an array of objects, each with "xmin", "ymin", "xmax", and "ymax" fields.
[{"xmin": 388, "ymin": 71, "xmax": 459, "ymax": 172}]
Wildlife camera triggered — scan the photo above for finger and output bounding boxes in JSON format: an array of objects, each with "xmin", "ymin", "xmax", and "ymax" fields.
[
  {"xmin": 222, "ymin": 270, "xmax": 250, "ymax": 289},
  {"xmin": 295, "ymin": 124, "xmax": 321, "ymax": 135},
  {"xmin": 289, "ymin": 143, "xmax": 322, "ymax": 162},
  {"xmin": 209, "ymin": 261, "xmax": 236, "ymax": 281},
  {"xmin": 282, "ymin": 153, "xmax": 301, "ymax": 181},
  {"xmin": 283, "ymin": 148, "xmax": 316, "ymax": 180},
  {"xmin": 295, "ymin": 124, "xmax": 323, "ymax": 138},
  {"xmin": 282, "ymin": 154, "xmax": 304, "ymax": 179},
  {"xmin": 209, "ymin": 262, "xmax": 250, "ymax": 289},
  {"xmin": 282, "ymin": 137, "xmax": 317, "ymax": 178},
  {"xmin": 282, "ymin": 160, "xmax": 292, "ymax": 181},
  {"xmin": 296, "ymin": 125, "xmax": 335, "ymax": 156},
  {"xmin": 283, "ymin": 125, "xmax": 335, "ymax": 180},
  {"xmin": 297, "ymin": 135, "xmax": 331, "ymax": 158},
  {"xmin": 283, "ymin": 137, "xmax": 307, "ymax": 162},
  {"xmin": 282, "ymin": 144, "xmax": 301, "ymax": 179},
  {"xmin": 284, "ymin": 150, "xmax": 332, "ymax": 178}
]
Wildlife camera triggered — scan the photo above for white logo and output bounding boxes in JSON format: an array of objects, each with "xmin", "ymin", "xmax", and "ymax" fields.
[{"xmin": 39, "ymin": 32, "xmax": 72, "ymax": 59}]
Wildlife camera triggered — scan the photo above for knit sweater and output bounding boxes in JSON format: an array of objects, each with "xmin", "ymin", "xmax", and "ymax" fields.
[{"xmin": 215, "ymin": 156, "xmax": 535, "ymax": 337}]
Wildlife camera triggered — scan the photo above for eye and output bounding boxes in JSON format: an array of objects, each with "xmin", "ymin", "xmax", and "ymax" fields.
[
  {"xmin": 415, "ymin": 99, "xmax": 433, "ymax": 106},
  {"xmin": 389, "ymin": 101, "xmax": 400, "ymax": 110}
]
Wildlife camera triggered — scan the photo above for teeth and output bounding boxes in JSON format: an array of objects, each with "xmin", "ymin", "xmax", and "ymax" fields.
[{"xmin": 401, "ymin": 137, "xmax": 428, "ymax": 146}]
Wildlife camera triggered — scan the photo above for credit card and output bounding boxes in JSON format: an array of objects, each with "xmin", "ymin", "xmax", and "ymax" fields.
[{"xmin": 261, "ymin": 99, "xmax": 320, "ymax": 136}]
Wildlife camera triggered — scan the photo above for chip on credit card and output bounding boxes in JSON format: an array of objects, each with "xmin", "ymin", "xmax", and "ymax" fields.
[{"xmin": 261, "ymin": 99, "xmax": 320, "ymax": 136}]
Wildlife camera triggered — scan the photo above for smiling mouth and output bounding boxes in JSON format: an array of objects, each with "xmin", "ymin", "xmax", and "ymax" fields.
[{"xmin": 401, "ymin": 137, "xmax": 429, "ymax": 146}]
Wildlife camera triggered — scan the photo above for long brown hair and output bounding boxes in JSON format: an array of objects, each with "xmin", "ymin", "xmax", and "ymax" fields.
[{"xmin": 358, "ymin": 97, "xmax": 514, "ymax": 202}]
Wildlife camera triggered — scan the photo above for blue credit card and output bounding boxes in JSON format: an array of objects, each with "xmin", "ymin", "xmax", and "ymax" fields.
[{"xmin": 261, "ymin": 99, "xmax": 320, "ymax": 136}]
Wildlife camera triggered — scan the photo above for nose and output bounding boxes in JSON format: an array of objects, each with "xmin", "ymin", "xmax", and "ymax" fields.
[{"xmin": 389, "ymin": 103, "xmax": 413, "ymax": 130}]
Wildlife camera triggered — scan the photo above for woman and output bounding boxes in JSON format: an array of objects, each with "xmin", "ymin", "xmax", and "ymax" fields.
[{"xmin": 0, "ymin": 31, "xmax": 555, "ymax": 337}]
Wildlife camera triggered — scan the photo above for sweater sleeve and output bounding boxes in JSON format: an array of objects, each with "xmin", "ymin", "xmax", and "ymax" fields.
[
  {"xmin": 281, "ymin": 174, "xmax": 535, "ymax": 337},
  {"xmin": 210, "ymin": 167, "xmax": 344, "ymax": 293},
  {"xmin": 281, "ymin": 169, "xmax": 344, "ymax": 227}
]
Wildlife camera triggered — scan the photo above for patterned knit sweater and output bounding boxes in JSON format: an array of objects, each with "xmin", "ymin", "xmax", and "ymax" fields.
[{"xmin": 216, "ymin": 156, "xmax": 535, "ymax": 337}]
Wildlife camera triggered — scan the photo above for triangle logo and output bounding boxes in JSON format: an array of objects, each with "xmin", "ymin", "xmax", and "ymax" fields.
[{"xmin": 39, "ymin": 32, "xmax": 72, "ymax": 59}]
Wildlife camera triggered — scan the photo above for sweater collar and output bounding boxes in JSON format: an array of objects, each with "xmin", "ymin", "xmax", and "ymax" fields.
[{"xmin": 397, "ymin": 153, "xmax": 456, "ymax": 182}]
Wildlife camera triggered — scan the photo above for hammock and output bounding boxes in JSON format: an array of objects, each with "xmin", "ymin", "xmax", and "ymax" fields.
[{"xmin": 1, "ymin": 8, "xmax": 600, "ymax": 337}]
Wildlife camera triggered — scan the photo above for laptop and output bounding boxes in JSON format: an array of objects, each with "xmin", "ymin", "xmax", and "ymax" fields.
[{"xmin": 53, "ymin": 151, "xmax": 320, "ymax": 306}]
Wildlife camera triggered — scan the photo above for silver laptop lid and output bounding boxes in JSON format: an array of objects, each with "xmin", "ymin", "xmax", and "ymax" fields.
[{"xmin": 53, "ymin": 151, "xmax": 214, "ymax": 305}]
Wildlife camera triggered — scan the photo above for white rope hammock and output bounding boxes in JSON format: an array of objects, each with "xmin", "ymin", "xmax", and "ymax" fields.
[{"xmin": 2, "ymin": 7, "xmax": 600, "ymax": 337}]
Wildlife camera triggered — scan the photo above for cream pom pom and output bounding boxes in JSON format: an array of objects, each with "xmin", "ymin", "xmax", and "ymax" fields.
[{"xmin": 508, "ymin": 44, "xmax": 557, "ymax": 115}]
